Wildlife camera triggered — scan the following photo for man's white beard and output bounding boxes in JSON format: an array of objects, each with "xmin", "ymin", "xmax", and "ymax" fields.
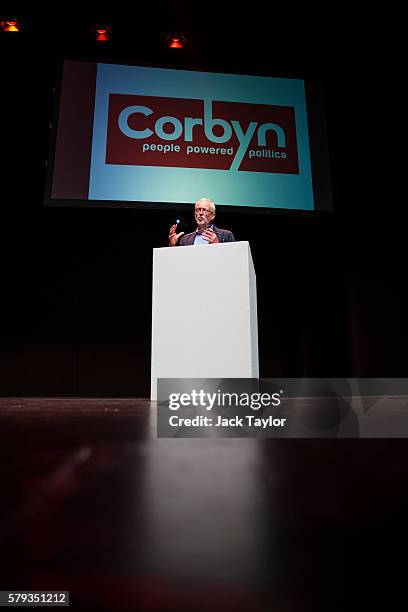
[{"xmin": 197, "ymin": 220, "xmax": 210, "ymax": 232}]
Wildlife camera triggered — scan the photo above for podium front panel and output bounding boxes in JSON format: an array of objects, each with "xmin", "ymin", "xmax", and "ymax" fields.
[{"xmin": 151, "ymin": 241, "xmax": 258, "ymax": 399}]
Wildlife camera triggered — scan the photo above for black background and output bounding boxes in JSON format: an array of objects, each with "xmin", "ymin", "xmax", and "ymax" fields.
[{"xmin": 0, "ymin": 9, "xmax": 403, "ymax": 396}]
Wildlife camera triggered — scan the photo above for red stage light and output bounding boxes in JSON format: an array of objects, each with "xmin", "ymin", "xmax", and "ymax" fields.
[
  {"xmin": 1, "ymin": 18, "xmax": 21, "ymax": 32},
  {"xmin": 93, "ymin": 24, "xmax": 111, "ymax": 42},
  {"xmin": 169, "ymin": 37, "xmax": 183, "ymax": 49},
  {"xmin": 165, "ymin": 33, "xmax": 186, "ymax": 49}
]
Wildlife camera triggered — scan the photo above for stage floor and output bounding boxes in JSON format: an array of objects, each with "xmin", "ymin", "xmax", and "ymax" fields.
[{"xmin": 0, "ymin": 397, "xmax": 407, "ymax": 611}]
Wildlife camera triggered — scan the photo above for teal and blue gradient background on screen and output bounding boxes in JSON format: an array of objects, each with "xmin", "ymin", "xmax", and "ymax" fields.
[{"xmin": 89, "ymin": 63, "xmax": 314, "ymax": 210}]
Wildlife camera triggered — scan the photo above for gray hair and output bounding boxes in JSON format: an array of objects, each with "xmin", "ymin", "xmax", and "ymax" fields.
[{"xmin": 195, "ymin": 198, "xmax": 216, "ymax": 213}]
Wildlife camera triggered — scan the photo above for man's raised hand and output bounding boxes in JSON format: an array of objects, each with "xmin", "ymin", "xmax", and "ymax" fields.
[
  {"xmin": 169, "ymin": 224, "xmax": 185, "ymax": 247},
  {"xmin": 202, "ymin": 228, "xmax": 219, "ymax": 244}
]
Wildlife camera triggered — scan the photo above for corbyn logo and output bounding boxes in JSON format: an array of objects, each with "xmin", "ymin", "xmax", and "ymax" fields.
[{"xmin": 105, "ymin": 94, "xmax": 299, "ymax": 174}]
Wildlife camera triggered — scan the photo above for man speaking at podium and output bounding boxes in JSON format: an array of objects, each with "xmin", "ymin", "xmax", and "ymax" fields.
[{"xmin": 169, "ymin": 198, "xmax": 235, "ymax": 246}]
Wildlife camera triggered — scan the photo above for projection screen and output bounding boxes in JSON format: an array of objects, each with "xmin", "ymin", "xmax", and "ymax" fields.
[{"xmin": 45, "ymin": 59, "xmax": 333, "ymax": 212}]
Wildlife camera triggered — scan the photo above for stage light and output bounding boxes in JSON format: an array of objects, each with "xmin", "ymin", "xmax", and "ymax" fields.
[
  {"xmin": 165, "ymin": 33, "xmax": 186, "ymax": 49},
  {"xmin": 169, "ymin": 37, "xmax": 183, "ymax": 49},
  {"xmin": 93, "ymin": 24, "xmax": 111, "ymax": 42},
  {"xmin": 0, "ymin": 18, "xmax": 21, "ymax": 32}
]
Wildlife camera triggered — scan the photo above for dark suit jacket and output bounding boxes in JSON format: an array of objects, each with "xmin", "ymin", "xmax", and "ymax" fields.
[{"xmin": 179, "ymin": 225, "xmax": 235, "ymax": 246}]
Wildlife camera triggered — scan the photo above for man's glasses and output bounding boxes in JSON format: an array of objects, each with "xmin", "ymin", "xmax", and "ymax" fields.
[{"xmin": 195, "ymin": 208, "xmax": 212, "ymax": 215}]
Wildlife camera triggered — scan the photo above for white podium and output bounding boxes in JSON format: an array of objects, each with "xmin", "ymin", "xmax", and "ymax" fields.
[{"xmin": 151, "ymin": 241, "xmax": 259, "ymax": 400}]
